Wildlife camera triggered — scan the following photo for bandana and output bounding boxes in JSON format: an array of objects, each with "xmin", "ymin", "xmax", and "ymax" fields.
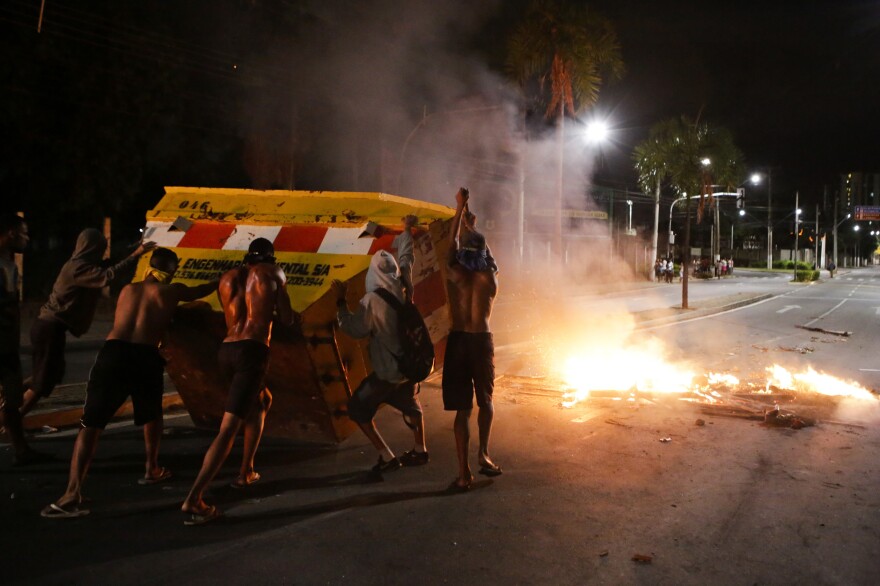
[
  {"xmin": 456, "ymin": 248, "xmax": 490, "ymax": 272},
  {"xmin": 144, "ymin": 267, "xmax": 173, "ymax": 284}
]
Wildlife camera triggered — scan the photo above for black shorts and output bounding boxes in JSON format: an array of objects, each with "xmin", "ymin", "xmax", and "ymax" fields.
[
  {"xmin": 347, "ymin": 372, "xmax": 422, "ymax": 424},
  {"xmin": 29, "ymin": 318, "xmax": 68, "ymax": 397},
  {"xmin": 219, "ymin": 340, "xmax": 270, "ymax": 419},
  {"xmin": 442, "ymin": 331, "xmax": 495, "ymax": 411},
  {"xmin": 0, "ymin": 351, "xmax": 25, "ymax": 410},
  {"xmin": 81, "ymin": 340, "xmax": 166, "ymax": 429}
]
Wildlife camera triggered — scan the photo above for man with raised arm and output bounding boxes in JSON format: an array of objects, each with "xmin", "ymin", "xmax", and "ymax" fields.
[
  {"xmin": 443, "ymin": 188, "xmax": 501, "ymax": 492},
  {"xmin": 40, "ymin": 248, "xmax": 217, "ymax": 518},
  {"xmin": 20, "ymin": 228, "xmax": 155, "ymax": 416},
  {"xmin": 181, "ymin": 237, "xmax": 298, "ymax": 525}
]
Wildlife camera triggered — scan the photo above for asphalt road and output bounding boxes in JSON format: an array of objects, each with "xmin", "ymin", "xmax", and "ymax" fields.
[{"xmin": 2, "ymin": 272, "xmax": 879, "ymax": 586}]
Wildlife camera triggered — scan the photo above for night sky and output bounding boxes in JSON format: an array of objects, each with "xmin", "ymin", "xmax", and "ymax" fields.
[
  {"xmin": 590, "ymin": 0, "xmax": 880, "ymax": 198},
  {"xmin": 2, "ymin": 0, "xmax": 878, "ymax": 244}
]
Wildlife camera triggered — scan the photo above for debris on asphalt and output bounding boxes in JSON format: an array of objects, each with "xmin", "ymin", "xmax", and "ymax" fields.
[
  {"xmin": 763, "ymin": 409, "xmax": 813, "ymax": 429},
  {"xmin": 605, "ymin": 418, "xmax": 632, "ymax": 428},
  {"xmin": 795, "ymin": 325, "xmax": 851, "ymax": 337},
  {"xmin": 777, "ymin": 345, "xmax": 814, "ymax": 354},
  {"xmin": 659, "ymin": 437, "xmax": 672, "ymax": 443},
  {"xmin": 41, "ymin": 426, "xmax": 58, "ymax": 434},
  {"xmin": 695, "ymin": 419, "xmax": 706, "ymax": 426},
  {"xmin": 598, "ymin": 550, "xmax": 609, "ymax": 557},
  {"xmin": 631, "ymin": 554, "xmax": 653, "ymax": 564}
]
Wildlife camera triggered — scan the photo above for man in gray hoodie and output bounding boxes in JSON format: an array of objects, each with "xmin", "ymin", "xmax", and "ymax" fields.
[
  {"xmin": 19, "ymin": 228, "xmax": 154, "ymax": 416},
  {"xmin": 331, "ymin": 250, "xmax": 429, "ymax": 474}
]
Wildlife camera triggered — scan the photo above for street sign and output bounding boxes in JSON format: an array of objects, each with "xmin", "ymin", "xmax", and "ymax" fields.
[{"xmin": 854, "ymin": 205, "xmax": 880, "ymax": 221}]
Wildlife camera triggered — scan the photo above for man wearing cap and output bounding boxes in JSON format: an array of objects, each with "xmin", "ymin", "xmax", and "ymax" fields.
[
  {"xmin": 41, "ymin": 248, "xmax": 217, "ymax": 518},
  {"xmin": 182, "ymin": 237, "xmax": 299, "ymax": 525}
]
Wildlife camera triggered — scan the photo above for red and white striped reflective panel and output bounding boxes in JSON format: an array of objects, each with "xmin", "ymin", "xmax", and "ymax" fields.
[{"xmin": 144, "ymin": 221, "xmax": 387, "ymax": 253}]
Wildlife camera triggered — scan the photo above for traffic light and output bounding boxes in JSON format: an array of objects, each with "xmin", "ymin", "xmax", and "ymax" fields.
[{"xmin": 736, "ymin": 187, "xmax": 745, "ymax": 209}]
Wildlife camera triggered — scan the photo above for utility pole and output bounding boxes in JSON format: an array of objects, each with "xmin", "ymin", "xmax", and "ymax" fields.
[
  {"xmin": 814, "ymin": 204, "xmax": 819, "ymax": 270},
  {"xmin": 794, "ymin": 191, "xmax": 799, "ymax": 281},
  {"xmin": 766, "ymin": 170, "xmax": 773, "ymax": 269},
  {"xmin": 833, "ymin": 195, "xmax": 839, "ymax": 268}
]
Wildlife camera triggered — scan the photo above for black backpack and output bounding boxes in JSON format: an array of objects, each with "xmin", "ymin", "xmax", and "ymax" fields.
[{"xmin": 374, "ymin": 288, "xmax": 435, "ymax": 383}]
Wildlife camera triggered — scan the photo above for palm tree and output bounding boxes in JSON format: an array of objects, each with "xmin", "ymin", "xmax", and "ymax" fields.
[
  {"xmin": 633, "ymin": 116, "xmax": 743, "ymax": 307},
  {"xmin": 506, "ymin": 0, "xmax": 624, "ymax": 256}
]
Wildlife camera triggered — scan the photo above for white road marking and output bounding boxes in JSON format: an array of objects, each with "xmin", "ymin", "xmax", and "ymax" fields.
[
  {"xmin": 777, "ymin": 305, "xmax": 801, "ymax": 314},
  {"xmin": 803, "ymin": 299, "xmax": 848, "ymax": 327}
]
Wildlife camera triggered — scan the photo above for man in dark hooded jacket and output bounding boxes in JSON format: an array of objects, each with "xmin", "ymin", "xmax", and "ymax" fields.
[{"xmin": 19, "ymin": 228, "xmax": 154, "ymax": 416}]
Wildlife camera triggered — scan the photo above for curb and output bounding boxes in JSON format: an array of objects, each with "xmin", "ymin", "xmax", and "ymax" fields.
[
  {"xmin": 633, "ymin": 293, "xmax": 774, "ymax": 329},
  {"xmin": 24, "ymin": 392, "xmax": 184, "ymax": 432},
  {"xmin": 20, "ymin": 339, "xmax": 105, "ymax": 355}
]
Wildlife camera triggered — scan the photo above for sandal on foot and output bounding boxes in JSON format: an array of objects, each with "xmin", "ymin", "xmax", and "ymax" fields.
[
  {"xmin": 183, "ymin": 505, "xmax": 222, "ymax": 526},
  {"xmin": 40, "ymin": 502, "xmax": 90, "ymax": 519},
  {"xmin": 371, "ymin": 456, "xmax": 402, "ymax": 473},
  {"xmin": 478, "ymin": 462, "xmax": 503, "ymax": 477},
  {"xmin": 138, "ymin": 467, "xmax": 173, "ymax": 485},
  {"xmin": 446, "ymin": 479, "xmax": 472, "ymax": 493},
  {"xmin": 399, "ymin": 450, "xmax": 429, "ymax": 467},
  {"xmin": 230, "ymin": 472, "xmax": 261, "ymax": 488}
]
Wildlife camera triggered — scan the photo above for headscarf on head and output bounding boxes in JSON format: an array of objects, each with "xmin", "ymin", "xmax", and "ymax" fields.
[
  {"xmin": 455, "ymin": 229, "xmax": 497, "ymax": 273},
  {"xmin": 143, "ymin": 267, "xmax": 173, "ymax": 283},
  {"xmin": 365, "ymin": 250, "xmax": 404, "ymax": 302}
]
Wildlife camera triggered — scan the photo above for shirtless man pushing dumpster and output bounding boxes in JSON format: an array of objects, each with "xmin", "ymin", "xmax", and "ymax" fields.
[{"xmin": 181, "ymin": 237, "xmax": 298, "ymax": 525}]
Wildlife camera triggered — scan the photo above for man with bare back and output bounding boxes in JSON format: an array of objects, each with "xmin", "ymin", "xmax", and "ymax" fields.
[
  {"xmin": 443, "ymin": 188, "xmax": 501, "ymax": 492},
  {"xmin": 181, "ymin": 237, "xmax": 297, "ymax": 525},
  {"xmin": 41, "ymin": 248, "xmax": 217, "ymax": 518}
]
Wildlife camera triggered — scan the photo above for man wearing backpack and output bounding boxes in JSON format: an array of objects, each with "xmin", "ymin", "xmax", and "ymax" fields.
[
  {"xmin": 444, "ymin": 187, "xmax": 501, "ymax": 492},
  {"xmin": 331, "ymin": 250, "xmax": 429, "ymax": 473}
]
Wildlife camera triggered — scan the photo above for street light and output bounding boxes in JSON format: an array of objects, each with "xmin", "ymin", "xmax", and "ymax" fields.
[
  {"xmin": 751, "ymin": 170, "xmax": 773, "ymax": 269},
  {"xmin": 584, "ymin": 120, "xmax": 609, "ymax": 144}
]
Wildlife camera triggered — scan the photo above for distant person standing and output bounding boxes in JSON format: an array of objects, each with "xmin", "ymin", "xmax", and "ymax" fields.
[
  {"xmin": 40, "ymin": 248, "xmax": 217, "ymax": 518},
  {"xmin": 181, "ymin": 238, "xmax": 298, "ymax": 525},
  {"xmin": 0, "ymin": 213, "xmax": 46, "ymax": 466},
  {"xmin": 392, "ymin": 214, "xmax": 418, "ymax": 303},
  {"xmin": 20, "ymin": 228, "xmax": 155, "ymax": 416},
  {"xmin": 828, "ymin": 260, "xmax": 836, "ymax": 278},
  {"xmin": 443, "ymin": 188, "xmax": 501, "ymax": 492}
]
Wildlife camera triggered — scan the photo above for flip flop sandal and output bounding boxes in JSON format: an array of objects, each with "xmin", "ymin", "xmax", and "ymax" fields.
[
  {"xmin": 183, "ymin": 506, "xmax": 223, "ymax": 526},
  {"xmin": 446, "ymin": 479, "xmax": 472, "ymax": 493},
  {"xmin": 230, "ymin": 472, "xmax": 261, "ymax": 488},
  {"xmin": 138, "ymin": 467, "xmax": 173, "ymax": 485},
  {"xmin": 40, "ymin": 502, "xmax": 90, "ymax": 519},
  {"xmin": 478, "ymin": 463, "xmax": 503, "ymax": 477}
]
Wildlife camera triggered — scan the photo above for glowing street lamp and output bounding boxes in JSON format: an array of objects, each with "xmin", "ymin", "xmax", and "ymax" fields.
[
  {"xmin": 584, "ymin": 120, "xmax": 609, "ymax": 144},
  {"xmin": 751, "ymin": 169, "xmax": 774, "ymax": 269}
]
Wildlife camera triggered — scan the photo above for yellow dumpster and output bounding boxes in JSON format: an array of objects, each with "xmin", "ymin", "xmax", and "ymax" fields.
[{"xmin": 137, "ymin": 187, "xmax": 455, "ymax": 443}]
